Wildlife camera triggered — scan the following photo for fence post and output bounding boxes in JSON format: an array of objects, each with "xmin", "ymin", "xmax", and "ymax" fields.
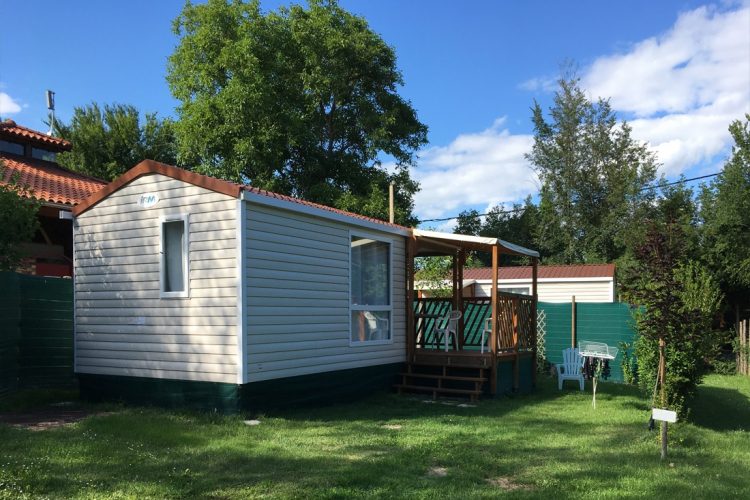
[
  {"xmin": 513, "ymin": 297, "xmax": 520, "ymax": 391},
  {"xmin": 532, "ymin": 258, "xmax": 538, "ymax": 386},
  {"xmin": 571, "ymin": 295, "xmax": 577, "ymax": 348}
]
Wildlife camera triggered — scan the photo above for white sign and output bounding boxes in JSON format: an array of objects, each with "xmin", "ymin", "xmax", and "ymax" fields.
[
  {"xmin": 138, "ymin": 193, "xmax": 160, "ymax": 208},
  {"xmin": 652, "ymin": 408, "xmax": 677, "ymax": 423}
]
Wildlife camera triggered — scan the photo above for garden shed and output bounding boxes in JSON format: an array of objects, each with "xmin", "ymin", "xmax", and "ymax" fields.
[{"xmin": 72, "ymin": 160, "xmax": 539, "ymax": 410}]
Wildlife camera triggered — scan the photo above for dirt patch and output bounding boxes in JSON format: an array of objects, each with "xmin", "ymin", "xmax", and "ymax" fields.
[
  {"xmin": 0, "ymin": 408, "xmax": 114, "ymax": 431},
  {"xmin": 382, "ymin": 424, "xmax": 402, "ymax": 430},
  {"xmin": 426, "ymin": 466, "xmax": 448, "ymax": 478},
  {"xmin": 486, "ymin": 476, "xmax": 530, "ymax": 491}
]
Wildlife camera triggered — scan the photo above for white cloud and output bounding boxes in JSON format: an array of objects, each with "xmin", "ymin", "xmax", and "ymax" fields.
[
  {"xmin": 415, "ymin": 3, "xmax": 749, "ymax": 223},
  {"xmin": 583, "ymin": 3, "xmax": 750, "ymax": 175},
  {"xmin": 412, "ymin": 117, "xmax": 536, "ymax": 223},
  {"xmin": 518, "ymin": 76, "xmax": 557, "ymax": 93},
  {"xmin": 0, "ymin": 92, "xmax": 22, "ymax": 115}
]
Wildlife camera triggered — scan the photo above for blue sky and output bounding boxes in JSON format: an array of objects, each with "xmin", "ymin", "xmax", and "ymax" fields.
[{"xmin": 1, "ymin": 0, "xmax": 748, "ymax": 227}]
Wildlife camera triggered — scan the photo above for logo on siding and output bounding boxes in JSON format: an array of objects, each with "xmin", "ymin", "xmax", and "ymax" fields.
[{"xmin": 137, "ymin": 193, "xmax": 160, "ymax": 208}]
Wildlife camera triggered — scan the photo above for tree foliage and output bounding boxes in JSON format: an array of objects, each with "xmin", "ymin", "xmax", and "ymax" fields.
[
  {"xmin": 700, "ymin": 114, "xmax": 750, "ymax": 316},
  {"xmin": 527, "ymin": 77, "xmax": 657, "ymax": 264},
  {"xmin": 53, "ymin": 103, "xmax": 177, "ymax": 181},
  {"xmin": 453, "ymin": 198, "xmax": 539, "ymax": 267},
  {"xmin": 167, "ymin": 0, "xmax": 427, "ymax": 225},
  {"xmin": 623, "ymin": 208, "xmax": 722, "ymax": 417},
  {"xmin": 0, "ymin": 163, "xmax": 40, "ymax": 271}
]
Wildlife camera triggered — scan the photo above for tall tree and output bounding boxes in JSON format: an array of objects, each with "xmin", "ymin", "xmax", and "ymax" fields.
[
  {"xmin": 700, "ymin": 114, "xmax": 750, "ymax": 322},
  {"xmin": 454, "ymin": 199, "xmax": 540, "ymax": 266},
  {"xmin": 53, "ymin": 103, "xmax": 177, "ymax": 181},
  {"xmin": 167, "ymin": 0, "xmax": 427, "ymax": 225},
  {"xmin": 454, "ymin": 209, "xmax": 481, "ymax": 236},
  {"xmin": 526, "ymin": 77, "xmax": 657, "ymax": 264}
]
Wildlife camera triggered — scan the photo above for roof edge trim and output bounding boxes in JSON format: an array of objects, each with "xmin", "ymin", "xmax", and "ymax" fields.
[
  {"xmin": 72, "ymin": 160, "xmax": 242, "ymax": 216},
  {"xmin": 241, "ymin": 190, "xmax": 412, "ymax": 237}
]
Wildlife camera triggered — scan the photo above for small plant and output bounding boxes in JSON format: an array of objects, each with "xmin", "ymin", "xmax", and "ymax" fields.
[
  {"xmin": 619, "ymin": 341, "xmax": 638, "ymax": 385},
  {"xmin": 711, "ymin": 359, "xmax": 737, "ymax": 375}
]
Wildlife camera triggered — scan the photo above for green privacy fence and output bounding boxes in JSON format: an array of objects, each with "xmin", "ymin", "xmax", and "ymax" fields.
[
  {"xmin": 0, "ymin": 272, "xmax": 75, "ymax": 398},
  {"xmin": 411, "ymin": 299, "xmax": 637, "ymax": 382},
  {"xmin": 540, "ymin": 302, "xmax": 637, "ymax": 382}
]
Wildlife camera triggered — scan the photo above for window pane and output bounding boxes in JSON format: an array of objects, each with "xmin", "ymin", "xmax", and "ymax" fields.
[
  {"xmin": 351, "ymin": 311, "xmax": 390, "ymax": 342},
  {"xmin": 500, "ymin": 287, "xmax": 530, "ymax": 295},
  {"xmin": 164, "ymin": 220, "xmax": 185, "ymax": 292},
  {"xmin": 351, "ymin": 237, "xmax": 389, "ymax": 306},
  {"xmin": 0, "ymin": 140, "xmax": 24, "ymax": 155},
  {"xmin": 31, "ymin": 147, "xmax": 56, "ymax": 162}
]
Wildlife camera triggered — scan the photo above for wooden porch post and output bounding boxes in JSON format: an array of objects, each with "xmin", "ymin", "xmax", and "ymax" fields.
[
  {"xmin": 532, "ymin": 257, "xmax": 538, "ymax": 386},
  {"xmin": 490, "ymin": 245, "xmax": 499, "ymax": 395},
  {"xmin": 457, "ymin": 248, "xmax": 465, "ymax": 350},
  {"xmin": 406, "ymin": 235, "xmax": 417, "ymax": 361}
]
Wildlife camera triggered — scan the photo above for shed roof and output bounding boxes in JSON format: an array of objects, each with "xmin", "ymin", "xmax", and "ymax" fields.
[
  {"xmin": 0, "ymin": 153, "xmax": 106, "ymax": 206},
  {"xmin": 0, "ymin": 119, "xmax": 72, "ymax": 151},
  {"xmin": 463, "ymin": 263, "xmax": 615, "ymax": 281}
]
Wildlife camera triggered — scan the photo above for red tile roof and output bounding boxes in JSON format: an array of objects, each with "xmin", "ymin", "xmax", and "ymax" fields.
[
  {"xmin": 0, "ymin": 119, "xmax": 72, "ymax": 151},
  {"xmin": 463, "ymin": 263, "xmax": 616, "ymax": 281},
  {"xmin": 73, "ymin": 160, "xmax": 409, "ymax": 232},
  {"xmin": 1, "ymin": 154, "xmax": 106, "ymax": 206}
]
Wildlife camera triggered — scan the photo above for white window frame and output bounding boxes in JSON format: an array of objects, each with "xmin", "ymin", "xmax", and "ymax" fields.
[
  {"xmin": 499, "ymin": 286, "xmax": 531, "ymax": 296},
  {"xmin": 349, "ymin": 230, "xmax": 394, "ymax": 347},
  {"xmin": 160, "ymin": 213, "xmax": 190, "ymax": 299}
]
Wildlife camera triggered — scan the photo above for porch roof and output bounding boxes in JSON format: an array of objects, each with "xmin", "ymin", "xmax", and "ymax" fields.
[{"xmin": 412, "ymin": 229, "xmax": 540, "ymax": 258}]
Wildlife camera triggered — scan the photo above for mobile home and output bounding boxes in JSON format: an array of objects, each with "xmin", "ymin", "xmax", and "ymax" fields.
[{"xmin": 73, "ymin": 161, "xmax": 539, "ymax": 410}]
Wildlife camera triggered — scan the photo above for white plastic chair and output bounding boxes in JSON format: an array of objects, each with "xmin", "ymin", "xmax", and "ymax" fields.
[
  {"xmin": 556, "ymin": 347, "xmax": 585, "ymax": 391},
  {"xmin": 481, "ymin": 317, "xmax": 492, "ymax": 354},
  {"xmin": 435, "ymin": 310, "xmax": 462, "ymax": 351},
  {"xmin": 363, "ymin": 311, "xmax": 389, "ymax": 341}
]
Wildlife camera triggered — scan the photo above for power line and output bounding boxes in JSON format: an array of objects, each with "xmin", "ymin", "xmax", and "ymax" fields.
[{"xmin": 417, "ymin": 172, "xmax": 721, "ymax": 224}]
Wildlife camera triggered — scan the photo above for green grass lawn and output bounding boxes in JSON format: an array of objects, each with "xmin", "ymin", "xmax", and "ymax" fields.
[{"xmin": 1, "ymin": 374, "xmax": 749, "ymax": 499}]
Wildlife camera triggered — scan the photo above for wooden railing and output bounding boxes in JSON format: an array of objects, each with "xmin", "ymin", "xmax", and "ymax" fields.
[{"xmin": 412, "ymin": 293, "xmax": 536, "ymax": 353}]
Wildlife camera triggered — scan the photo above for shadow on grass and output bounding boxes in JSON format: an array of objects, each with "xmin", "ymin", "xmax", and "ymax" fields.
[
  {"xmin": 3, "ymin": 408, "xmax": 747, "ymax": 499},
  {"xmin": 692, "ymin": 385, "xmax": 750, "ymax": 431}
]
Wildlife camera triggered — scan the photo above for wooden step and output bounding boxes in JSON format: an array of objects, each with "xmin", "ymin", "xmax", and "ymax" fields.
[
  {"xmin": 399, "ymin": 372, "xmax": 487, "ymax": 383},
  {"xmin": 394, "ymin": 384, "xmax": 482, "ymax": 397}
]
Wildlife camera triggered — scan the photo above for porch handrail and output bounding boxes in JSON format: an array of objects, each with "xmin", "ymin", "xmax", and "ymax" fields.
[{"xmin": 412, "ymin": 293, "xmax": 536, "ymax": 353}]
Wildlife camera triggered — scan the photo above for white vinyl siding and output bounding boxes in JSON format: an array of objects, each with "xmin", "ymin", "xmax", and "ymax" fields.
[
  {"xmin": 74, "ymin": 174, "xmax": 238, "ymax": 383},
  {"xmin": 475, "ymin": 279, "xmax": 614, "ymax": 303},
  {"xmin": 244, "ymin": 203, "xmax": 406, "ymax": 382}
]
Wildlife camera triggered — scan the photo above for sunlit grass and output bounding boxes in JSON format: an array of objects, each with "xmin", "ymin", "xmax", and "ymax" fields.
[{"xmin": 1, "ymin": 374, "xmax": 748, "ymax": 499}]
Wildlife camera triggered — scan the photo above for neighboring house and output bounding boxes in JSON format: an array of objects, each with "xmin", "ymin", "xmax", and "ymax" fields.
[
  {"xmin": 72, "ymin": 160, "xmax": 540, "ymax": 410},
  {"xmin": 466, "ymin": 264, "xmax": 616, "ymax": 302},
  {"xmin": 0, "ymin": 119, "xmax": 106, "ymax": 276},
  {"xmin": 419, "ymin": 264, "xmax": 616, "ymax": 303}
]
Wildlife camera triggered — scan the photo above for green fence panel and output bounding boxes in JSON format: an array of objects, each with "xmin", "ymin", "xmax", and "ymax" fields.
[
  {"xmin": 540, "ymin": 302, "xmax": 637, "ymax": 383},
  {"xmin": 18, "ymin": 274, "xmax": 75, "ymax": 388},
  {"xmin": 0, "ymin": 272, "xmax": 21, "ymax": 399}
]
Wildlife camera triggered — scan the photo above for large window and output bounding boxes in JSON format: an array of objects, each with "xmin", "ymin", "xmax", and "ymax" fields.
[
  {"xmin": 160, "ymin": 215, "xmax": 189, "ymax": 298},
  {"xmin": 350, "ymin": 234, "xmax": 391, "ymax": 344}
]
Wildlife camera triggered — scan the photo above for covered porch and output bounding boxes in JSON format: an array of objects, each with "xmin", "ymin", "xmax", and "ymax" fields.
[{"xmin": 402, "ymin": 229, "xmax": 540, "ymax": 398}]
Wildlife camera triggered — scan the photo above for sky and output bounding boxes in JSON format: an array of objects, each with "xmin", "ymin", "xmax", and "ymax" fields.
[{"xmin": 1, "ymin": 0, "xmax": 748, "ymax": 228}]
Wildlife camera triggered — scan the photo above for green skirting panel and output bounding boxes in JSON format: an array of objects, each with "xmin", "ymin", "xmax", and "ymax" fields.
[
  {"xmin": 239, "ymin": 363, "xmax": 402, "ymax": 411},
  {"xmin": 78, "ymin": 374, "xmax": 240, "ymax": 413},
  {"xmin": 78, "ymin": 363, "xmax": 402, "ymax": 413},
  {"xmin": 493, "ymin": 356, "xmax": 534, "ymax": 397}
]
